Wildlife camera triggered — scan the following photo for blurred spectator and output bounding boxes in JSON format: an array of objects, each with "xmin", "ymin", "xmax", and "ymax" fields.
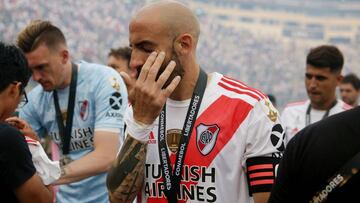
[
  {"xmin": 281, "ymin": 45, "xmax": 351, "ymax": 144},
  {"xmin": 0, "ymin": 41, "xmax": 53, "ymax": 203},
  {"xmin": 340, "ymin": 73, "xmax": 360, "ymax": 107},
  {"xmin": 107, "ymin": 46, "xmax": 137, "ymax": 79},
  {"xmin": 16, "ymin": 20, "xmax": 128, "ymax": 203}
]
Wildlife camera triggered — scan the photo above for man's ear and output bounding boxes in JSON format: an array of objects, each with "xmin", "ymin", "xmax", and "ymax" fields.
[
  {"xmin": 7, "ymin": 82, "xmax": 21, "ymax": 98},
  {"xmin": 60, "ymin": 49, "xmax": 70, "ymax": 64},
  {"xmin": 174, "ymin": 34, "xmax": 193, "ymax": 56},
  {"xmin": 336, "ymin": 74, "xmax": 344, "ymax": 86}
]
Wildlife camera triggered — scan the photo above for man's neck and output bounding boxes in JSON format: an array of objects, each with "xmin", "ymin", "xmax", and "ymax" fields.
[
  {"xmin": 57, "ymin": 62, "xmax": 73, "ymax": 90},
  {"xmin": 351, "ymin": 99, "xmax": 359, "ymax": 107},
  {"xmin": 311, "ymin": 98, "xmax": 337, "ymax": 110},
  {"xmin": 0, "ymin": 102, "xmax": 5, "ymax": 122},
  {"xmin": 0, "ymin": 95, "xmax": 9, "ymax": 122},
  {"xmin": 169, "ymin": 66, "xmax": 200, "ymax": 101}
]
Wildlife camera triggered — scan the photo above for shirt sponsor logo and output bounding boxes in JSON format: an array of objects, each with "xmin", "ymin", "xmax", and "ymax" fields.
[
  {"xmin": 105, "ymin": 111, "xmax": 122, "ymax": 118},
  {"xmin": 79, "ymin": 100, "xmax": 89, "ymax": 121},
  {"xmin": 109, "ymin": 92, "xmax": 122, "ymax": 110},
  {"xmin": 50, "ymin": 127, "xmax": 94, "ymax": 152},
  {"xmin": 196, "ymin": 123, "xmax": 220, "ymax": 156},
  {"xmin": 145, "ymin": 164, "xmax": 217, "ymax": 202}
]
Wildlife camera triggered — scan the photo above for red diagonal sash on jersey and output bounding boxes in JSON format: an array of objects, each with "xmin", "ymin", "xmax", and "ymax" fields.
[
  {"xmin": 185, "ymin": 95, "xmax": 253, "ymax": 169},
  {"xmin": 147, "ymin": 95, "xmax": 253, "ymax": 202}
]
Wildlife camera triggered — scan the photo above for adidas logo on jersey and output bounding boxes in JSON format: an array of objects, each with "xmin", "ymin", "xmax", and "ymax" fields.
[{"xmin": 148, "ymin": 131, "xmax": 156, "ymax": 144}]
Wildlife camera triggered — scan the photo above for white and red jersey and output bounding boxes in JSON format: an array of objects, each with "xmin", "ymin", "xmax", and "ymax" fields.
[
  {"xmin": 128, "ymin": 72, "xmax": 284, "ymax": 203},
  {"xmin": 281, "ymin": 99, "xmax": 351, "ymax": 144}
]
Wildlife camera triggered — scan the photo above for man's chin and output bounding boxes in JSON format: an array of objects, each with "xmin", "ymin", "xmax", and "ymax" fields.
[
  {"xmin": 41, "ymin": 83, "xmax": 55, "ymax": 92},
  {"xmin": 308, "ymin": 95, "xmax": 321, "ymax": 103}
]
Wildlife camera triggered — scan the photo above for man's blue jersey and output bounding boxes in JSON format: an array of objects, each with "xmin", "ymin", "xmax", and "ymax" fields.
[{"xmin": 20, "ymin": 61, "xmax": 128, "ymax": 203}]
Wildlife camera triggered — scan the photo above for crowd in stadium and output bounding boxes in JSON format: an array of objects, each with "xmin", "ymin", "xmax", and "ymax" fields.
[{"xmin": 2, "ymin": 0, "xmax": 360, "ymax": 109}]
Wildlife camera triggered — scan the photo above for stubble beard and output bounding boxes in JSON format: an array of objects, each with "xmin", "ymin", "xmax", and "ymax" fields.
[{"xmin": 157, "ymin": 50, "xmax": 184, "ymax": 89}]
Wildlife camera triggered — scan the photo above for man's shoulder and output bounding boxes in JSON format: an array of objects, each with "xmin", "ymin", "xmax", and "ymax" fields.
[
  {"xmin": 283, "ymin": 100, "xmax": 308, "ymax": 114},
  {"xmin": 321, "ymin": 106, "xmax": 360, "ymax": 127},
  {"xmin": 26, "ymin": 85, "xmax": 51, "ymax": 109},
  {"xmin": 284, "ymin": 100, "xmax": 308, "ymax": 109},
  {"xmin": 28, "ymin": 83, "xmax": 45, "ymax": 96},
  {"xmin": 0, "ymin": 123, "xmax": 25, "ymax": 146},
  {"xmin": 295, "ymin": 106, "xmax": 360, "ymax": 144},
  {"xmin": 334, "ymin": 100, "xmax": 353, "ymax": 113},
  {"xmin": 0, "ymin": 123, "xmax": 18, "ymax": 134},
  {"xmin": 212, "ymin": 72, "xmax": 267, "ymax": 106},
  {"xmin": 79, "ymin": 61, "xmax": 118, "ymax": 77},
  {"xmin": 78, "ymin": 61, "xmax": 123, "ymax": 87}
]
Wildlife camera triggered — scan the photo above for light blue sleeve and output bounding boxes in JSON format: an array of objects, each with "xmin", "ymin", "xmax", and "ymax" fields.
[
  {"xmin": 19, "ymin": 93, "xmax": 46, "ymax": 138},
  {"xmin": 93, "ymin": 68, "xmax": 128, "ymax": 131}
]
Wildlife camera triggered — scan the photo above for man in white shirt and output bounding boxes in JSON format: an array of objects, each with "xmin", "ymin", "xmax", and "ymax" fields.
[
  {"xmin": 282, "ymin": 45, "xmax": 352, "ymax": 144},
  {"xmin": 340, "ymin": 73, "xmax": 360, "ymax": 107}
]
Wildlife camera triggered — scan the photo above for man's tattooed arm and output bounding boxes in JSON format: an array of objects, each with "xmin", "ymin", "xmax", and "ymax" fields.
[{"xmin": 106, "ymin": 135, "xmax": 147, "ymax": 203}]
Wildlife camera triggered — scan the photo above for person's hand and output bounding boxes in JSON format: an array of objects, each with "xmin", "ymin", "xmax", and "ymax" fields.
[
  {"xmin": 122, "ymin": 51, "xmax": 181, "ymax": 124},
  {"xmin": 119, "ymin": 71, "xmax": 136, "ymax": 105},
  {"xmin": 5, "ymin": 117, "xmax": 39, "ymax": 141}
]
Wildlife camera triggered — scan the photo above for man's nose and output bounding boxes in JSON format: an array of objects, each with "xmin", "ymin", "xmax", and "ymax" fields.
[
  {"xmin": 130, "ymin": 53, "xmax": 147, "ymax": 79},
  {"xmin": 32, "ymin": 71, "xmax": 41, "ymax": 82},
  {"xmin": 308, "ymin": 77, "xmax": 318, "ymax": 88}
]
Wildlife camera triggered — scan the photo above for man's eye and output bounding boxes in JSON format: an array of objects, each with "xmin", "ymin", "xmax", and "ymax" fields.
[
  {"xmin": 143, "ymin": 48, "xmax": 153, "ymax": 53},
  {"xmin": 35, "ymin": 65, "xmax": 45, "ymax": 71},
  {"xmin": 140, "ymin": 45, "xmax": 153, "ymax": 53},
  {"xmin": 315, "ymin": 76, "xmax": 326, "ymax": 81},
  {"xmin": 109, "ymin": 64, "xmax": 118, "ymax": 69}
]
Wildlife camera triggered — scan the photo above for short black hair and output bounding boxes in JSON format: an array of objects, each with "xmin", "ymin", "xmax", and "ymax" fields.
[
  {"xmin": 0, "ymin": 42, "xmax": 31, "ymax": 92},
  {"xmin": 306, "ymin": 45, "xmax": 344, "ymax": 73},
  {"xmin": 341, "ymin": 73, "xmax": 360, "ymax": 90},
  {"xmin": 108, "ymin": 46, "xmax": 131, "ymax": 65}
]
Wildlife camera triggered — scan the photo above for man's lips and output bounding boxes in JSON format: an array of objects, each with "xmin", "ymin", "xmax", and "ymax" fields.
[{"xmin": 309, "ymin": 91, "xmax": 321, "ymax": 95}]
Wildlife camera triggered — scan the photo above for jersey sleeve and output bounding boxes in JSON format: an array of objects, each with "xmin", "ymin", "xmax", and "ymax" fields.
[
  {"xmin": 19, "ymin": 93, "xmax": 46, "ymax": 138},
  {"xmin": 242, "ymin": 98, "xmax": 285, "ymax": 195},
  {"xmin": 280, "ymin": 107, "xmax": 293, "ymax": 145},
  {"xmin": 93, "ymin": 68, "xmax": 128, "ymax": 132},
  {"xmin": 0, "ymin": 126, "xmax": 36, "ymax": 190},
  {"xmin": 268, "ymin": 130, "xmax": 301, "ymax": 202}
]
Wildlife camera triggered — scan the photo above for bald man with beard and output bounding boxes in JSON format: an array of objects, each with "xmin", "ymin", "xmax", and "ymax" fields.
[{"xmin": 106, "ymin": 1, "xmax": 285, "ymax": 203}]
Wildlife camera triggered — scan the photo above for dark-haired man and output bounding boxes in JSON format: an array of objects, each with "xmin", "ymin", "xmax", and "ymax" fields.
[
  {"xmin": 282, "ymin": 45, "xmax": 351, "ymax": 144},
  {"xmin": 108, "ymin": 46, "xmax": 137, "ymax": 79},
  {"xmin": 340, "ymin": 73, "xmax": 360, "ymax": 107},
  {"xmin": 0, "ymin": 41, "xmax": 52, "ymax": 203}
]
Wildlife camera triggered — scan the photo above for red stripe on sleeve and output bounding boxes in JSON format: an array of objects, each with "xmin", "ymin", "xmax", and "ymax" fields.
[
  {"xmin": 218, "ymin": 82, "xmax": 261, "ymax": 101},
  {"xmin": 249, "ymin": 171, "xmax": 274, "ymax": 179},
  {"xmin": 248, "ymin": 164, "xmax": 273, "ymax": 171},
  {"xmin": 222, "ymin": 76, "xmax": 266, "ymax": 99},
  {"xmin": 250, "ymin": 179, "xmax": 274, "ymax": 186}
]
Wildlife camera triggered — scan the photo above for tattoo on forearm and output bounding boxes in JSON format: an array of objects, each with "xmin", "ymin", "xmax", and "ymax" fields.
[{"xmin": 106, "ymin": 135, "xmax": 147, "ymax": 203}]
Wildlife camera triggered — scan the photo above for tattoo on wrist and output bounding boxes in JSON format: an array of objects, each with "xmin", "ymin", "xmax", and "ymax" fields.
[{"xmin": 107, "ymin": 134, "xmax": 147, "ymax": 203}]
